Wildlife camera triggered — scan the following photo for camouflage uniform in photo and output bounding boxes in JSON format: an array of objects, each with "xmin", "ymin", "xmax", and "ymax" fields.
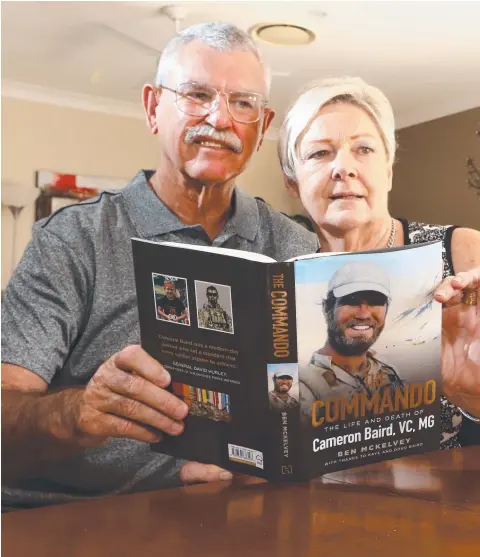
[
  {"xmin": 300, "ymin": 350, "xmax": 404, "ymax": 420},
  {"xmin": 198, "ymin": 303, "xmax": 232, "ymax": 332},
  {"xmin": 269, "ymin": 390, "xmax": 300, "ymax": 411}
]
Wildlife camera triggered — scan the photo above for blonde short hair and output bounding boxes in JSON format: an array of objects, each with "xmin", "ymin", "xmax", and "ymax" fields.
[{"xmin": 278, "ymin": 77, "xmax": 396, "ymax": 183}]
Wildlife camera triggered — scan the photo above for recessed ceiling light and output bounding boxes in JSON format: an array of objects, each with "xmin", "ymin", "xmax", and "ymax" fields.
[{"xmin": 250, "ymin": 23, "xmax": 316, "ymax": 46}]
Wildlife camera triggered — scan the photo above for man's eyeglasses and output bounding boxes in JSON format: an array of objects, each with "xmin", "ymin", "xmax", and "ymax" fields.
[{"xmin": 156, "ymin": 82, "xmax": 268, "ymax": 124}]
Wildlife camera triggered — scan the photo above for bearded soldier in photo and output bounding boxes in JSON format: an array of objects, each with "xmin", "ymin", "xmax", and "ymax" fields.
[
  {"xmin": 300, "ymin": 261, "xmax": 403, "ymax": 419},
  {"xmin": 198, "ymin": 286, "xmax": 233, "ymax": 332},
  {"xmin": 269, "ymin": 372, "xmax": 299, "ymax": 411}
]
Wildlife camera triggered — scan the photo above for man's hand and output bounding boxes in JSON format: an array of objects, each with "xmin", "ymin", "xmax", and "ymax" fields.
[
  {"xmin": 1, "ymin": 347, "xmax": 188, "ymax": 481},
  {"xmin": 70, "ymin": 345, "xmax": 188, "ymax": 445}
]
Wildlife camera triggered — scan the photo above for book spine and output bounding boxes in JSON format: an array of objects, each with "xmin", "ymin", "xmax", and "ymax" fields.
[{"xmin": 265, "ymin": 262, "xmax": 304, "ymax": 481}]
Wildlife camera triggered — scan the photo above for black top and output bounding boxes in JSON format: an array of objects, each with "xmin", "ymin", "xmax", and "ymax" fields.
[{"xmin": 157, "ymin": 295, "xmax": 185, "ymax": 318}]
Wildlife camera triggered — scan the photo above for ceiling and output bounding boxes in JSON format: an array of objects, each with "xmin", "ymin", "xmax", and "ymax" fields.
[{"xmin": 2, "ymin": 1, "xmax": 480, "ymax": 131}]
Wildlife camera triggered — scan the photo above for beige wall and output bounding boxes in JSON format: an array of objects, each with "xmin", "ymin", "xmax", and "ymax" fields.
[
  {"xmin": 391, "ymin": 108, "xmax": 480, "ymax": 229},
  {"xmin": 1, "ymin": 97, "xmax": 301, "ymax": 289}
]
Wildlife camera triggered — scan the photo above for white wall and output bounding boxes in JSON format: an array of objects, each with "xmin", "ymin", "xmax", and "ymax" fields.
[{"xmin": 1, "ymin": 96, "xmax": 303, "ymax": 289}]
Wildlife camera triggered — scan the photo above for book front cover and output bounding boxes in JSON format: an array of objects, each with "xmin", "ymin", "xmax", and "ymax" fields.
[{"xmin": 294, "ymin": 243, "xmax": 443, "ymax": 477}]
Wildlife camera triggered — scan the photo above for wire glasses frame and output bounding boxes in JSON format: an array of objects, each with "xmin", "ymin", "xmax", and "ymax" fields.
[{"xmin": 156, "ymin": 82, "xmax": 268, "ymax": 124}]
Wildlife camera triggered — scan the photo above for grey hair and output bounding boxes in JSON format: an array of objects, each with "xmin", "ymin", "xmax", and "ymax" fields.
[
  {"xmin": 278, "ymin": 77, "xmax": 397, "ymax": 183},
  {"xmin": 155, "ymin": 22, "xmax": 271, "ymax": 95}
]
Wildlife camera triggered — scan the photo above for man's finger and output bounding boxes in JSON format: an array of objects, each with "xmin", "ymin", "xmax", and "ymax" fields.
[
  {"xmin": 106, "ymin": 369, "xmax": 188, "ymax": 421},
  {"xmin": 180, "ymin": 461, "xmax": 233, "ymax": 484},
  {"xmin": 112, "ymin": 345, "xmax": 171, "ymax": 389},
  {"xmin": 94, "ymin": 390, "xmax": 185, "ymax": 435}
]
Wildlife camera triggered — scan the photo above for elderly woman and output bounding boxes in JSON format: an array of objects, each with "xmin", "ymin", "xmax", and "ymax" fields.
[{"xmin": 278, "ymin": 77, "xmax": 480, "ymax": 448}]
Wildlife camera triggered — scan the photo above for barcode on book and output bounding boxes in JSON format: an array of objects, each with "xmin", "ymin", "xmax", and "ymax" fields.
[{"xmin": 228, "ymin": 444, "xmax": 264, "ymax": 469}]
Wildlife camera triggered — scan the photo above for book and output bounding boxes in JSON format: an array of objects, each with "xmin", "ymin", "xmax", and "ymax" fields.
[{"xmin": 132, "ymin": 238, "xmax": 443, "ymax": 481}]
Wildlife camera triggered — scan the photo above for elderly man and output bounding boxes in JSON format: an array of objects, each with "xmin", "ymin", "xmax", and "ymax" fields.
[
  {"xmin": 300, "ymin": 261, "xmax": 403, "ymax": 420},
  {"xmin": 1, "ymin": 22, "xmax": 318, "ymax": 510}
]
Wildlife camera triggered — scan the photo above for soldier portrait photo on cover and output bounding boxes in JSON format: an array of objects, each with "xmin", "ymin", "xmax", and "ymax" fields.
[
  {"xmin": 267, "ymin": 363, "xmax": 300, "ymax": 411},
  {"xmin": 195, "ymin": 281, "xmax": 234, "ymax": 334},
  {"xmin": 152, "ymin": 274, "xmax": 190, "ymax": 326},
  {"xmin": 301, "ymin": 261, "xmax": 403, "ymax": 407},
  {"xmin": 295, "ymin": 249, "xmax": 442, "ymax": 426}
]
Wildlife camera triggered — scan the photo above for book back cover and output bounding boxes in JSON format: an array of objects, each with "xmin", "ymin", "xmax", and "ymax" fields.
[{"xmin": 132, "ymin": 239, "xmax": 274, "ymax": 477}]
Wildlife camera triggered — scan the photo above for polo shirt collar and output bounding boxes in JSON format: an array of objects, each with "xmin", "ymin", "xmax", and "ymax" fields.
[{"xmin": 122, "ymin": 170, "xmax": 259, "ymax": 241}]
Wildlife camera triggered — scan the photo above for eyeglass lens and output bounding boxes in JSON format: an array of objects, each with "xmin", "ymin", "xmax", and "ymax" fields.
[{"xmin": 175, "ymin": 83, "xmax": 262, "ymax": 123}]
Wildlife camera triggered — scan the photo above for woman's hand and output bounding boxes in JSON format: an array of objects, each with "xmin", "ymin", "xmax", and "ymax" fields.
[{"xmin": 434, "ymin": 268, "xmax": 480, "ymax": 417}]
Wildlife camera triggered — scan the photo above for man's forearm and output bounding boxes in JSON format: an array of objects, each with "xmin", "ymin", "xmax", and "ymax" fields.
[{"xmin": 1, "ymin": 388, "xmax": 101, "ymax": 482}]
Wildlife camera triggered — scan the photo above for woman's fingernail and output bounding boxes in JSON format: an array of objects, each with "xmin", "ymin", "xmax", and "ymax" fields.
[{"xmin": 220, "ymin": 471, "xmax": 233, "ymax": 481}]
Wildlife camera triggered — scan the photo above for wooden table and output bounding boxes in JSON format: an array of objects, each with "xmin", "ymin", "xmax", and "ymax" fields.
[{"xmin": 3, "ymin": 447, "xmax": 480, "ymax": 557}]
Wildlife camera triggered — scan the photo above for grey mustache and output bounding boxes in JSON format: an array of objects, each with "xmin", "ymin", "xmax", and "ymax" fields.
[{"xmin": 184, "ymin": 125, "xmax": 243, "ymax": 153}]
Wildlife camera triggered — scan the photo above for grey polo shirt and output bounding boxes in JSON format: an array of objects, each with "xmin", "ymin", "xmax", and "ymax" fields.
[{"xmin": 2, "ymin": 169, "xmax": 318, "ymax": 510}]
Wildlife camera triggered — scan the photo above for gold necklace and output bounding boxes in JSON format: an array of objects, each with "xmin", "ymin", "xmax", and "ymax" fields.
[
  {"xmin": 385, "ymin": 218, "xmax": 396, "ymax": 249},
  {"xmin": 374, "ymin": 218, "xmax": 396, "ymax": 250}
]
